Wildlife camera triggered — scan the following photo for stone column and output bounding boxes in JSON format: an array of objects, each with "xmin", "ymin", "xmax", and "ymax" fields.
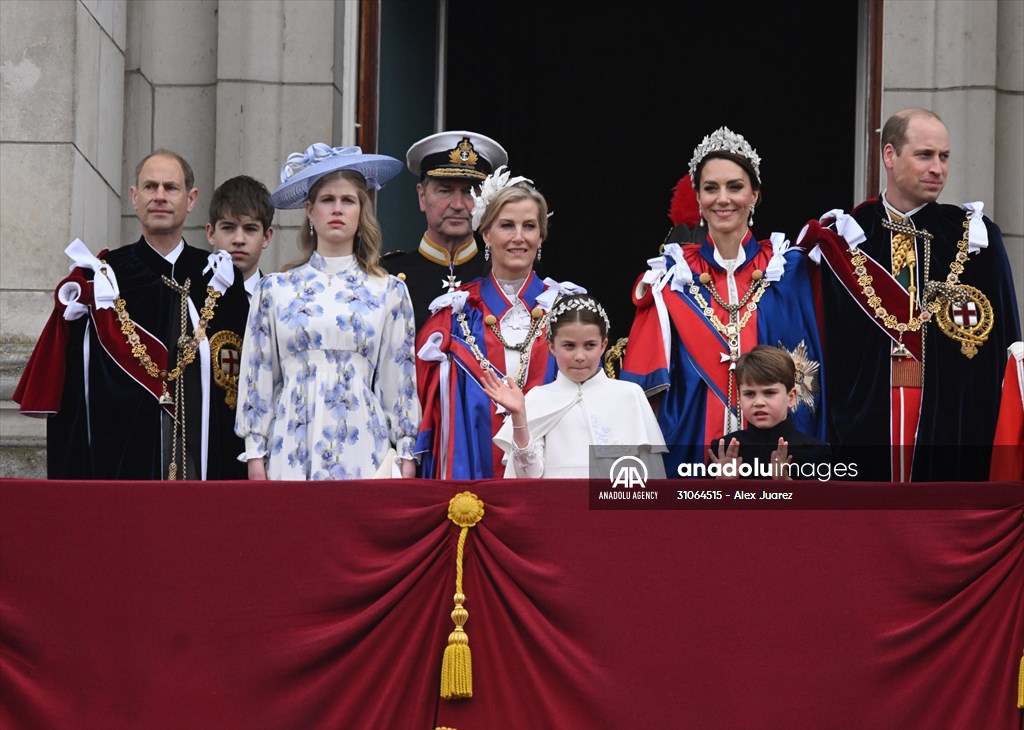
[
  {"xmin": 994, "ymin": 0, "xmax": 1023, "ymax": 322},
  {"xmin": 122, "ymin": 0, "xmax": 218, "ymax": 246},
  {"xmin": 212, "ymin": 0, "xmax": 357, "ymax": 272},
  {"xmin": 882, "ymin": 0, "xmax": 1023, "ymax": 316},
  {"xmin": 0, "ymin": 0, "xmax": 359, "ymax": 477},
  {"xmin": 0, "ymin": 0, "xmax": 127, "ymax": 477}
]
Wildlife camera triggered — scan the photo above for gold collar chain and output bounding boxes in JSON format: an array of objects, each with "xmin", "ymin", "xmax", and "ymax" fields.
[
  {"xmin": 114, "ymin": 277, "xmax": 222, "ymax": 388},
  {"xmin": 856, "ymin": 216, "xmax": 975, "ymax": 337},
  {"xmin": 855, "ymin": 215, "xmax": 988, "ymax": 368},
  {"xmin": 921, "ymin": 219, "xmax": 971, "ymax": 311},
  {"xmin": 111, "ymin": 272, "xmax": 222, "ymax": 480},
  {"xmin": 851, "ymin": 224, "xmax": 932, "ymax": 339},
  {"xmin": 689, "ymin": 270, "xmax": 770, "ymax": 358},
  {"xmin": 456, "ymin": 309, "xmax": 547, "ymax": 388},
  {"xmin": 688, "ymin": 270, "xmax": 771, "ymax": 428},
  {"xmin": 482, "ymin": 305, "xmax": 544, "ymax": 352}
]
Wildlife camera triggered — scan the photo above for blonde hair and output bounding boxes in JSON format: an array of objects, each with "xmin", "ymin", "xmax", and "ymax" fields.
[
  {"xmin": 283, "ymin": 170, "xmax": 387, "ymax": 277},
  {"xmin": 477, "ymin": 181, "xmax": 549, "ymax": 240}
]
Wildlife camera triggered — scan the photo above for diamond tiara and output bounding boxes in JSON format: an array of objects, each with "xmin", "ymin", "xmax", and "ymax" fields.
[
  {"xmin": 688, "ymin": 126, "xmax": 761, "ymax": 184},
  {"xmin": 547, "ymin": 295, "xmax": 611, "ymax": 337}
]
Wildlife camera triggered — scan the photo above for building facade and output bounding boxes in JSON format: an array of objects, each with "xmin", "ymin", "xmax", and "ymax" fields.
[{"xmin": 1, "ymin": 0, "xmax": 1021, "ymax": 477}]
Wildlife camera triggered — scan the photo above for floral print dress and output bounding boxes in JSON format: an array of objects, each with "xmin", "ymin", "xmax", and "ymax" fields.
[{"xmin": 236, "ymin": 252, "xmax": 420, "ymax": 479}]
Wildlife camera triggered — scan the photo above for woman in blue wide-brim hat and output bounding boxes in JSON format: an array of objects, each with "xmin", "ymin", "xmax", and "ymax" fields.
[{"xmin": 235, "ymin": 144, "xmax": 420, "ymax": 480}]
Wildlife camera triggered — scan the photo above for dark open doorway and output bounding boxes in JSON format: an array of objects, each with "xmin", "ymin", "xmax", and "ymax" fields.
[
  {"xmin": 380, "ymin": 1, "xmax": 862, "ymax": 335},
  {"xmin": 443, "ymin": 1, "xmax": 861, "ymax": 334}
]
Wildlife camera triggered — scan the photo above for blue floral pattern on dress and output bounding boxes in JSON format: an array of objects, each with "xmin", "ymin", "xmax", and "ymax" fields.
[{"xmin": 235, "ymin": 252, "xmax": 420, "ymax": 480}]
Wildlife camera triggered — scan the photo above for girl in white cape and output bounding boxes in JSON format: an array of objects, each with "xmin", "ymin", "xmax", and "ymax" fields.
[{"xmin": 483, "ymin": 294, "xmax": 667, "ymax": 479}]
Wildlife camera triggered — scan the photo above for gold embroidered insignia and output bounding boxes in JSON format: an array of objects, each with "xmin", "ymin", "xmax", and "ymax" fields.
[
  {"xmin": 209, "ymin": 330, "xmax": 243, "ymax": 407},
  {"xmin": 931, "ymin": 284, "xmax": 993, "ymax": 359},
  {"xmin": 447, "ymin": 137, "xmax": 479, "ymax": 168}
]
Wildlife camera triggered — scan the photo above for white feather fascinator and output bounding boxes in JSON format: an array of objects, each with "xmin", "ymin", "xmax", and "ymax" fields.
[{"xmin": 470, "ymin": 165, "xmax": 533, "ymax": 231}]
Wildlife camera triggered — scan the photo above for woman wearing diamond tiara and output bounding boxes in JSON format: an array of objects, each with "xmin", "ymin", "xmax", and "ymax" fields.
[
  {"xmin": 235, "ymin": 144, "xmax": 420, "ymax": 480},
  {"xmin": 621, "ymin": 127, "xmax": 826, "ymax": 474},
  {"xmin": 484, "ymin": 294, "xmax": 667, "ymax": 479},
  {"xmin": 415, "ymin": 167, "xmax": 587, "ymax": 479}
]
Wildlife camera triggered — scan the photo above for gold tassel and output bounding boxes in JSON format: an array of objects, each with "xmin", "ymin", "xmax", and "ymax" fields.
[
  {"xmin": 440, "ymin": 492, "xmax": 484, "ymax": 700},
  {"xmin": 1017, "ymin": 650, "xmax": 1023, "ymax": 709},
  {"xmin": 441, "ymin": 586, "xmax": 472, "ymax": 699}
]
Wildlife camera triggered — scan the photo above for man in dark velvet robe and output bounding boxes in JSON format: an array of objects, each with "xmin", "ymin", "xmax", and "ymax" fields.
[
  {"xmin": 14, "ymin": 150, "xmax": 250, "ymax": 480},
  {"xmin": 800, "ymin": 108, "xmax": 1020, "ymax": 481}
]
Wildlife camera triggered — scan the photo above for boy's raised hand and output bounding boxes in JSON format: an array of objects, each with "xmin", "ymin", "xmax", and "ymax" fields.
[
  {"xmin": 708, "ymin": 437, "xmax": 742, "ymax": 480},
  {"xmin": 770, "ymin": 437, "xmax": 793, "ymax": 480}
]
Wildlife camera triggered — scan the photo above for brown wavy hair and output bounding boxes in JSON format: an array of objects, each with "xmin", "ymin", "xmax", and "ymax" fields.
[{"xmin": 735, "ymin": 345, "xmax": 796, "ymax": 390}]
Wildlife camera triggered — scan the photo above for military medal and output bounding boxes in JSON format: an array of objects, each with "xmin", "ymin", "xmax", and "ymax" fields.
[{"xmin": 443, "ymin": 263, "xmax": 461, "ymax": 292}]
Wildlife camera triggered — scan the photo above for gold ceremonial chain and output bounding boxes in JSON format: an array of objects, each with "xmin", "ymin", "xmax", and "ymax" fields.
[
  {"xmin": 870, "ymin": 216, "xmax": 988, "ymax": 360},
  {"xmin": 922, "ymin": 220, "xmax": 969, "ymax": 305},
  {"xmin": 112, "ymin": 269, "xmax": 222, "ymax": 479},
  {"xmin": 856, "ymin": 221, "xmax": 933, "ymax": 339},
  {"xmin": 484, "ymin": 307, "xmax": 544, "ymax": 351},
  {"xmin": 689, "ymin": 270, "xmax": 771, "ymax": 425},
  {"xmin": 163, "ymin": 275, "xmax": 190, "ymax": 480},
  {"xmin": 115, "ymin": 279, "xmax": 222, "ymax": 391},
  {"xmin": 456, "ymin": 308, "xmax": 547, "ymax": 388},
  {"xmin": 851, "ymin": 224, "xmax": 931, "ymax": 391}
]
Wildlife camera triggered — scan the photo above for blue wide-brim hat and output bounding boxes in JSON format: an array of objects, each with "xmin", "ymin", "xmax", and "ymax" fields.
[{"xmin": 268, "ymin": 143, "xmax": 405, "ymax": 209}]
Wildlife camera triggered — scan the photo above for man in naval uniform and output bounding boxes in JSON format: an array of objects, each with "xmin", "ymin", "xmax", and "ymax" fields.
[
  {"xmin": 382, "ymin": 130, "xmax": 507, "ymax": 331},
  {"xmin": 15, "ymin": 149, "xmax": 251, "ymax": 480},
  {"xmin": 798, "ymin": 108, "xmax": 1020, "ymax": 481}
]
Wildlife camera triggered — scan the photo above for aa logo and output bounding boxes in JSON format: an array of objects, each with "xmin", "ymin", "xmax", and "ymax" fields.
[{"xmin": 609, "ymin": 455, "xmax": 648, "ymax": 489}]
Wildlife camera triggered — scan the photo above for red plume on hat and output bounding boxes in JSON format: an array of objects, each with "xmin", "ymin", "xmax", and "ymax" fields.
[{"xmin": 668, "ymin": 174, "xmax": 701, "ymax": 229}]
